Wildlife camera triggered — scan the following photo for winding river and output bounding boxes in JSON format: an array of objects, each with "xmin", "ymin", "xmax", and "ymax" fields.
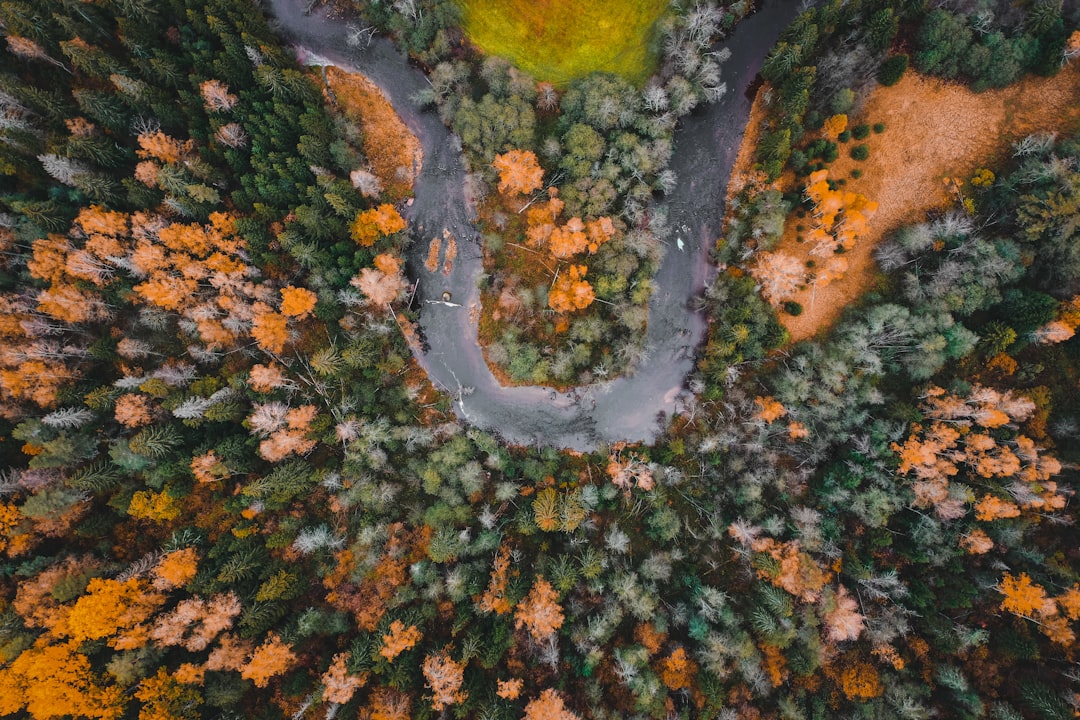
[{"xmin": 266, "ymin": 0, "xmax": 805, "ymax": 450}]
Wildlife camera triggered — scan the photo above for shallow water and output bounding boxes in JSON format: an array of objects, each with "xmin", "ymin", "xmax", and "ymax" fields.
[{"xmin": 266, "ymin": 0, "xmax": 805, "ymax": 450}]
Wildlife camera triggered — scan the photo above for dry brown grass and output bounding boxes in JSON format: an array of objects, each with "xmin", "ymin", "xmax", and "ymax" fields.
[
  {"xmin": 729, "ymin": 62, "xmax": 1080, "ymax": 343},
  {"xmin": 323, "ymin": 65, "xmax": 422, "ymax": 198},
  {"xmin": 726, "ymin": 88, "xmax": 778, "ymax": 203}
]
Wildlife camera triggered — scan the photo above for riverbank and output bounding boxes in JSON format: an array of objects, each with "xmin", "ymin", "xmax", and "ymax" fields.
[{"xmin": 266, "ymin": 0, "xmax": 805, "ymax": 449}]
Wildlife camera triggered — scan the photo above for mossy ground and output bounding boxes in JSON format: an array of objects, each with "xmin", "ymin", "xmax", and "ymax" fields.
[{"xmin": 457, "ymin": 0, "xmax": 668, "ymax": 86}]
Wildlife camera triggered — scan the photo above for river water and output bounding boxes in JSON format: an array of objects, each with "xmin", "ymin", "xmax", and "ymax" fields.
[{"xmin": 266, "ymin": 0, "xmax": 805, "ymax": 450}]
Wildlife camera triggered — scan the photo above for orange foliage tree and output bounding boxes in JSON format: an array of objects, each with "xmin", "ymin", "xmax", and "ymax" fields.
[
  {"xmin": 754, "ymin": 396, "xmax": 788, "ymax": 423},
  {"xmin": 136, "ymin": 130, "xmax": 189, "ymax": 164},
  {"xmin": 493, "ymin": 149, "xmax": 544, "ymax": 197},
  {"xmin": 367, "ymin": 687, "xmax": 411, "ymax": 720},
  {"xmin": 380, "ymin": 619, "xmax": 422, "ymax": 661},
  {"xmin": 750, "ymin": 251, "xmax": 805, "ymax": 305},
  {"xmin": 352, "ymin": 253, "xmax": 409, "ymax": 306},
  {"xmin": 477, "ymin": 544, "xmax": 515, "ymax": 614},
  {"xmin": 606, "ymin": 452, "xmax": 655, "ymax": 492},
  {"xmin": 523, "ymin": 689, "xmax": 580, "ymax": 720},
  {"xmin": 250, "ymin": 303, "xmax": 289, "ymax": 355},
  {"xmin": 326, "ymin": 523, "xmax": 430, "ymax": 632},
  {"xmin": 892, "ymin": 385, "xmax": 1065, "ymax": 524},
  {"xmin": 514, "ymin": 576, "xmax": 564, "ymax": 641},
  {"xmin": 824, "ymin": 585, "xmax": 865, "ymax": 642},
  {"xmin": 240, "ymin": 633, "xmax": 296, "ymax": 688},
  {"xmin": 524, "ymin": 193, "xmax": 615, "ymax": 259},
  {"xmin": 114, "ymin": 393, "xmax": 153, "ymax": 428},
  {"xmin": 321, "ymin": 652, "xmax": 366, "ymax": 704},
  {"xmin": 835, "ymin": 659, "xmax": 883, "ymax": 701},
  {"xmin": 658, "ymin": 647, "xmax": 697, "ymax": 691},
  {"xmin": 548, "ymin": 265, "xmax": 595, "ymax": 313},
  {"xmin": 248, "ymin": 403, "xmax": 319, "ymax": 463},
  {"xmin": 728, "ymin": 526, "xmax": 829, "ymax": 602},
  {"xmin": 279, "ymin": 286, "xmax": 317, "ymax": 319},
  {"xmin": 1033, "ymin": 295, "xmax": 1080, "ymax": 344},
  {"xmin": 0, "ymin": 501, "xmax": 21, "ymax": 555},
  {"xmin": 60, "ymin": 576, "xmax": 165, "ymax": 646},
  {"xmin": 421, "ymin": 650, "xmax": 467, "ymax": 711},
  {"xmin": 126, "ymin": 211, "xmax": 269, "ymax": 353},
  {"xmin": 999, "ymin": 572, "xmax": 1079, "ymax": 646},
  {"xmin": 0, "ymin": 640, "xmax": 124, "ymax": 719},
  {"xmin": 496, "ymin": 678, "xmax": 523, "ymax": 700},
  {"xmin": 190, "ymin": 451, "xmax": 230, "ymax": 484},
  {"xmin": 999, "ymin": 572, "xmax": 1051, "ymax": 617},
  {"xmin": 199, "ymin": 79, "xmax": 237, "ymax": 112},
  {"xmin": 350, "ymin": 203, "xmax": 406, "ymax": 246}
]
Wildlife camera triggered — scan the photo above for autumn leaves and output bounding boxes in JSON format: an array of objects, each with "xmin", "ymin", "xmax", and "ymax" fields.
[
  {"xmin": 0, "ymin": 548, "xmax": 298, "ymax": 718},
  {"xmin": 751, "ymin": 168, "xmax": 878, "ymax": 306},
  {"xmin": 492, "ymin": 149, "xmax": 616, "ymax": 314}
]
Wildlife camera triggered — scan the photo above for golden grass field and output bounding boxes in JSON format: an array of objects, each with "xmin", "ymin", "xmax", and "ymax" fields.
[{"xmin": 457, "ymin": 0, "xmax": 667, "ymax": 86}]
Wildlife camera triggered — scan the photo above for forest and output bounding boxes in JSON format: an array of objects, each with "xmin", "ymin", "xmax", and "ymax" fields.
[{"xmin": 0, "ymin": 0, "xmax": 1078, "ymax": 718}]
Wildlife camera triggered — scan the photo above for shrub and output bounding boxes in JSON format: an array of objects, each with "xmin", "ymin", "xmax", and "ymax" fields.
[
  {"xmin": 852, "ymin": 124, "xmax": 870, "ymax": 140},
  {"xmin": 831, "ymin": 88, "xmax": 855, "ymax": 115},
  {"xmin": 851, "ymin": 169, "xmax": 863, "ymax": 179},
  {"xmin": 850, "ymin": 144, "xmax": 869, "ymax": 161},
  {"xmin": 873, "ymin": 123, "xmax": 886, "ymax": 134},
  {"xmin": 783, "ymin": 301, "xmax": 803, "ymax": 316},
  {"xmin": 878, "ymin": 54, "xmax": 909, "ymax": 86},
  {"xmin": 837, "ymin": 130, "xmax": 851, "ymax": 143}
]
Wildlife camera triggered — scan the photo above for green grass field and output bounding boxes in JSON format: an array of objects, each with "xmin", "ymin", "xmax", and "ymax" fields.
[{"xmin": 457, "ymin": 0, "xmax": 668, "ymax": 87}]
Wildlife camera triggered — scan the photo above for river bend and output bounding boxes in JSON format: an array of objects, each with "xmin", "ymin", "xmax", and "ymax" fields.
[{"xmin": 266, "ymin": 0, "xmax": 804, "ymax": 450}]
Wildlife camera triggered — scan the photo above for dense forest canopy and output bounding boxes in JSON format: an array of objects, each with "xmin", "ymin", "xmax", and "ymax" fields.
[{"xmin": 0, "ymin": 0, "xmax": 1077, "ymax": 718}]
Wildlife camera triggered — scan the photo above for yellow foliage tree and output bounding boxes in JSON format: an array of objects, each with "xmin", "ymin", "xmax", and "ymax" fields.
[
  {"xmin": 127, "ymin": 489, "xmax": 182, "ymax": 523},
  {"xmin": 251, "ymin": 304, "xmax": 289, "ymax": 354},
  {"xmin": 822, "ymin": 113, "xmax": 848, "ymax": 138},
  {"xmin": 152, "ymin": 548, "xmax": 199, "ymax": 590},
  {"xmin": 135, "ymin": 667, "xmax": 201, "ymax": 720}
]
